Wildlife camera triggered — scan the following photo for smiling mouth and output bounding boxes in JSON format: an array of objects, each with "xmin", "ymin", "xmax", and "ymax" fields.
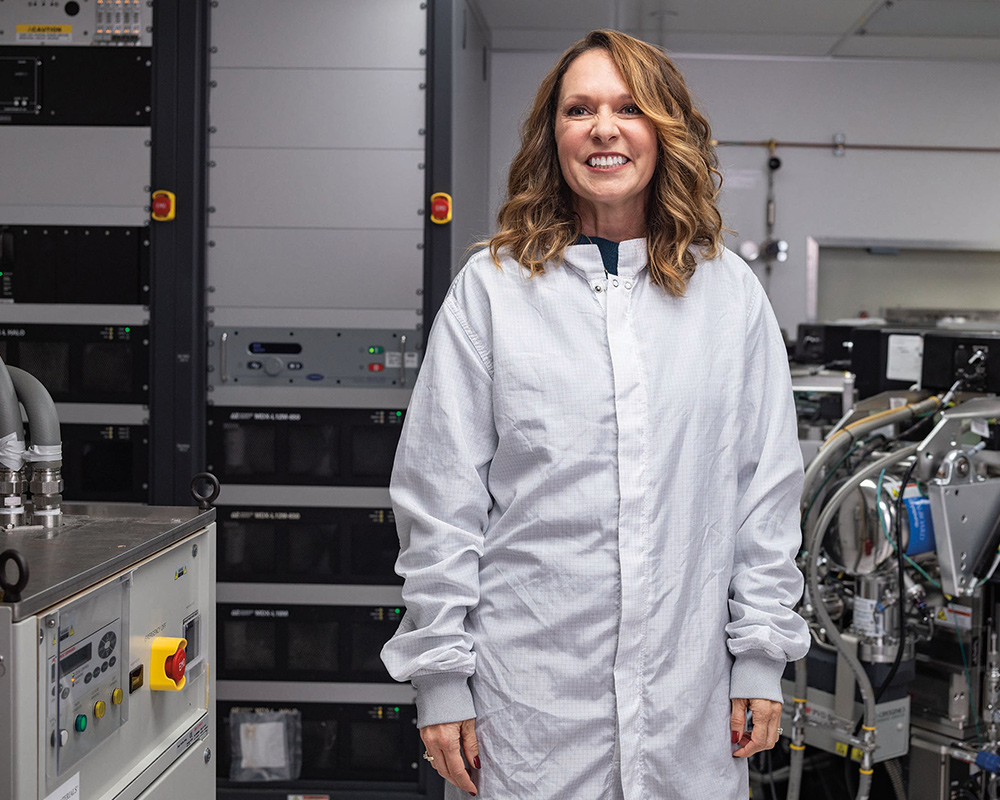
[{"xmin": 587, "ymin": 155, "xmax": 629, "ymax": 169}]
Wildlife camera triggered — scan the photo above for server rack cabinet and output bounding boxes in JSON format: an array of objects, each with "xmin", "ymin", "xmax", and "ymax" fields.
[
  {"xmin": 0, "ymin": 0, "xmax": 156, "ymax": 504},
  {"xmin": 0, "ymin": 0, "xmax": 209, "ymax": 506},
  {"xmin": 206, "ymin": 1, "xmax": 450, "ymax": 796}
]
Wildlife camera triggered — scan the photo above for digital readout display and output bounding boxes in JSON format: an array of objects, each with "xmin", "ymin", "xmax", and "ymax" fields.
[
  {"xmin": 249, "ymin": 342, "xmax": 303, "ymax": 355},
  {"xmin": 60, "ymin": 643, "xmax": 92, "ymax": 676}
]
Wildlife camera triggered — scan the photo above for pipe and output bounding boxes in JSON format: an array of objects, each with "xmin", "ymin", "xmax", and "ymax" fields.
[
  {"xmin": 712, "ymin": 139, "xmax": 1000, "ymax": 156},
  {"xmin": 7, "ymin": 366, "xmax": 60, "ymax": 447},
  {"xmin": 807, "ymin": 445, "xmax": 920, "ymax": 754},
  {"xmin": 0, "ymin": 357, "xmax": 26, "ymax": 528},
  {"xmin": 801, "ymin": 396, "xmax": 939, "ymax": 523},
  {"xmin": 856, "ymin": 768, "xmax": 873, "ymax": 800},
  {"xmin": 0, "ymin": 357, "xmax": 25, "ymax": 468},
  {"xmin": 785, "ymin": 658, "xmax": 809, "ymax": 800},
  {"xmin": 884, "ymin": 758, "xmax": 906, "ymax": 800},
  {"xmin": 6, "ymin": 366, "xmax": 62, "ymax": 528}
]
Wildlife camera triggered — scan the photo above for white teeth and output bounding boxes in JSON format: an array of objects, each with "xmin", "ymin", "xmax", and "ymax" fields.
[{"xmin": 588, "ymin": 155, "xmax": 627, "ymax": 168}]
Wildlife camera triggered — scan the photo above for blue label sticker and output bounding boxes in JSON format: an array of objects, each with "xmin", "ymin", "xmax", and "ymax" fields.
[
  {"xmin": 306, "ymin": 373, "xmax": 324, "ymax": 381},
  {"xmin": 904, "ymin": 496, "xmax": 935, "ymax": 555}
]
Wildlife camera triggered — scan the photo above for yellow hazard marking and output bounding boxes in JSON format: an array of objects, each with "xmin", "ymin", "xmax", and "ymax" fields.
[
  {"xmin": 938, "ymin": 609, "xmax": 948, "ymax": 620},
  {"xmin": 16, "ymin": 25, "xmax": 72, "ymax": 33},
  {"xmin": 835, "ymin": 742, "xmax": 848, "ymax": 757},
  {"xmin": 851, "ymin": 747, "xmax": 864, "ymax": 762}
]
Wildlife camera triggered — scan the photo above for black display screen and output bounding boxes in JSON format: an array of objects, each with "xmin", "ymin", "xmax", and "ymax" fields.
[
  {"xmin": 249, "ymin": 342, "xmax": 303, "ymax": 355},
  {"xmin": 60, "ymin": 643, "xmax": 92, "ymax": 676}
]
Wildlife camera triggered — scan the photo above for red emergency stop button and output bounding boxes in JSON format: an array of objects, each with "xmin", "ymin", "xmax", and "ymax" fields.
[
  {"xmin": 151, "ymin": 190, "xmax": 176, "ymax": 222},
  {"xmin": 165, "ymin": 645, "xmax": 186, "ymax": 683},
  {"xmin": 150, "ymin": 636, "xmax": 187, "ymax": 691},
  {"xmin": 429, "ymin": 192, "xmax": 452, "ymax": 225}
]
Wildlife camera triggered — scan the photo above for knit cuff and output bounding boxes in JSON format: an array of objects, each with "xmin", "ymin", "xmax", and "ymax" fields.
[
  {"xmin": 730, "ymin": 650, "xmax": 786, "ymax": 702},
  {"xmin": 412, "ymin": 672, "xmax": 477, "ymax": 728}
]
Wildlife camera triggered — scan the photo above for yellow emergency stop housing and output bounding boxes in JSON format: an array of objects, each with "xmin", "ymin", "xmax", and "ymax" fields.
[
  {"xmin": 150, "ymin": 189, "xmax": 176, "ymax": 222},
  {"xmin": 150, "ymin": 636, "xmax": 187, "ymax": 691},
  {"xmin": 429, "ymin": 192, "xmax": 452, "ymax": 225}
]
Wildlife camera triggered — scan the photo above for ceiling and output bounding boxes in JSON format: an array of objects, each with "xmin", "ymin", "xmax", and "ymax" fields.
[{"xmin": 471, "ymin": 0, "xmax": 1000, "ymax": 60}]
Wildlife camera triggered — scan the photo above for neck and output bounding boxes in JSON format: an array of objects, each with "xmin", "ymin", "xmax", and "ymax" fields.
[{"xmin": 573, "ymin": 197, "xmax": 647, "ymax": 243}]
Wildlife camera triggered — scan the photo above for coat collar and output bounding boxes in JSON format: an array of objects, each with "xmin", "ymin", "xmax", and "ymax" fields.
[{"xmin": 563, "ymin": 238, "xmax": 648, "ymax": 281}]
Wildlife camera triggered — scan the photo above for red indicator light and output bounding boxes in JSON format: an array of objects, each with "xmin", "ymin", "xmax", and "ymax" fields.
[{"xmin": 368, "ymin": 364, "xmax": 384, "ymax": 372}]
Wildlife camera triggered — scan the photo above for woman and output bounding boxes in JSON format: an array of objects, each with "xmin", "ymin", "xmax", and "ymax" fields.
[{"xmin": 382, "ymin": 30, "xmax": 808, "ymax": 799}]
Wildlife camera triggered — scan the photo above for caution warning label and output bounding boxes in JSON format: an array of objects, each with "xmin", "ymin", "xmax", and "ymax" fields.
[{"xmin": 16, "ymin": 24, "xmax": 73, "ymax": 42}]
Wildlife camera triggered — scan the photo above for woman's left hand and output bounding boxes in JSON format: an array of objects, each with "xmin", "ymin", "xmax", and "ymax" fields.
[{"xmin": 730, "ymin": 697, "xmax": 782, "ymax": 758}]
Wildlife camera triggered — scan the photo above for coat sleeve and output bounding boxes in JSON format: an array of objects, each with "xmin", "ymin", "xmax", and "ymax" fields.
[
  {"xmin": 380, "ymin": 285, "xmax": 498, "ymax": 728},
  {"xmin": 726, "ymin": 278, "xmax": 809, "ymax": 702}
]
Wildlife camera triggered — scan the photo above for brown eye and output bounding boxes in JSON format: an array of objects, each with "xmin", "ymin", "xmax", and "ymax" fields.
[{"xmin": 621, "ymin": 104, "xmax": 642, "ymax": 116}]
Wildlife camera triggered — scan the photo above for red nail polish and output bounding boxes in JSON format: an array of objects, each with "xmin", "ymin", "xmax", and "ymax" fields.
[
  {"xmin": 474, "ymin": 756, "xmax": 481, "ymax": 770},
  {"xmin": 731, "ymin": 731, "xmax": 739, "ymax": 744}
]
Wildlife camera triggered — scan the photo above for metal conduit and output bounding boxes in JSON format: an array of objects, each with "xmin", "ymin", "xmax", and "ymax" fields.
[{"xmin": 712, "ymin": 139, "xmax": 1000, "ymax": 156}]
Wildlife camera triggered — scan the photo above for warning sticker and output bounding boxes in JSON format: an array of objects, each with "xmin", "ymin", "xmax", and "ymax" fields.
[
  {"xmin": 935, "ymin": 603, "xmax": 973, "ymax": 631},
  {"xmin": 16, "ymin": 24, "xmax": 72, "ymax": 43}
]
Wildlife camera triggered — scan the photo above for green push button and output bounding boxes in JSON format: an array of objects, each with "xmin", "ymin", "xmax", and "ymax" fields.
[{"xmin": 75, "ymin": 715, "xmax": 87, "ymax": 733}]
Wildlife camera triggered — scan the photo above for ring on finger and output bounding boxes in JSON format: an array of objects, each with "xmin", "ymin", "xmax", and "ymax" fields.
[
  {"xmin": 422, "ymin": 751, "xmax": 435, "ymax": 762},
  {"xmin": 776, "ymin": 727, "xmax": 783, "ymax": 735}
]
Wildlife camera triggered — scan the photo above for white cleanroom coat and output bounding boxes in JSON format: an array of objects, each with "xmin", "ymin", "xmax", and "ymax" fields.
[{"xmin": 381, "ymin": 240, "xmax": 809, "ymax": 800}]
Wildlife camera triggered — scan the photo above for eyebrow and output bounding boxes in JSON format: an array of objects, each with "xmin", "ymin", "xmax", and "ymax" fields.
[{"xmin": 561, "ymin": 93, "xmax": 636, "ymax": 106}]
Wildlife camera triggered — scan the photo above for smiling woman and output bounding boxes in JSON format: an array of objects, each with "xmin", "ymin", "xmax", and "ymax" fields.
[
  {"xmin": 555, "ymin": 48, "xmax": 658, "ymax": 241},
  {"xmin": 487, "ymin": 29, "xmax": 724, "ymax": 297},
  {"xmin": 381, "ymin": 28, "xmax": 808, "ymax": 800}
]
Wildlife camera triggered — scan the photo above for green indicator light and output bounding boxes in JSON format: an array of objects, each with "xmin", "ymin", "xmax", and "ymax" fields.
[
  {"xmin": 394, "ymin": 608, "xmax": 401, "ymax": 614},
  {"xmin": 368, "ymin": 346, "xmax": 385, "ymax": 355},
  {"xmin": 0, "ymin": 271, "xmax": 4, "ymax": 277},
  {"xmin": 124, "ymin": 327, "xmax": 131, "ymax": 333},
  {"xmin": 395, "ymin": 411, "xmax": 402, "ymax": 417},
  {"xmin": 75, "ymin": 715, "xmax": 87, "ymax": 732},
  {"xmin": 394, "ymin": 707, "xmax": 400, "ymax": 712}
]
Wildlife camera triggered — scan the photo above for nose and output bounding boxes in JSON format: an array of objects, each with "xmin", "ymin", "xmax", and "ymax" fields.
[{"xmin": 591, "ymin": 110, "xmax": 619, "ymax": 141}]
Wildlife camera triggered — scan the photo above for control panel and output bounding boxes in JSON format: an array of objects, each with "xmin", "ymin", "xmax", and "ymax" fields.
[
  {"xmin": 209, "ymin": 327, "xmax": 421, "ymax": 389},
  {"xmin": 44, "ymin": 577, "xmax": 129, "ymax": 778},
  {"xmin": 0, "ymin": 0, "xmax": 152, "ymax": 48}
]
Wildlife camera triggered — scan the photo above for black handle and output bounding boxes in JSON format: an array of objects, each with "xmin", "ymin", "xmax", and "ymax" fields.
[
  {"xmin": 190, "ymin": 472, "xmax": 221, "ymax": 510},
  {"xmin": 0, "ymin": 549, "xmax": 29, "ymax": 603}
]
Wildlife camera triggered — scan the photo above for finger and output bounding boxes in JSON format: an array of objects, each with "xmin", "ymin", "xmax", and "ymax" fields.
[
  {"xmin": 440, "ymin": 742, "xmax": 477, "ymax": 794},
  {"xmin": 461, "ymin": 719, "xmax": 481, "ymax": 771},
  {"xmin": 420, "ymin": 724, "xmax": 476, "ymax": 794},
  {"xmin": 733, "ymin": 700, "xmax": 782, "ymax": 757},
  {"xmin": 750, "ymin": 699, "xmax": 782, "ymax": 749},
  {"xmin": 729, "ymin": 698, "xmax": 747, "ymax": 742}
]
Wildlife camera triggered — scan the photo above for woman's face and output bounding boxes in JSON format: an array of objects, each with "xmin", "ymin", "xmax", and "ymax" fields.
[{"xmin": 554, "ymin": 49, "xmax": 658, "ymax": 223}]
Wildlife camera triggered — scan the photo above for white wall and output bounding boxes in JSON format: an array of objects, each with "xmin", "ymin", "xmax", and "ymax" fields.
[{"xmin": 488, "ymin": 51, "xmax": 1000, "ymax": 331}]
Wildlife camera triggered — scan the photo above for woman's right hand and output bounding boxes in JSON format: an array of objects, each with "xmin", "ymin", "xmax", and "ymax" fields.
[{"xmin": 420, "ymin": 718, "xmax": 481, "ymax": 796}]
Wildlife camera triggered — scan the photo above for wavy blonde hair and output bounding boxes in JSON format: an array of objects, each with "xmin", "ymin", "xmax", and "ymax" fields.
[{"xmin": 487, "ymin": 30, "xmax": 723, "ymax": 296}]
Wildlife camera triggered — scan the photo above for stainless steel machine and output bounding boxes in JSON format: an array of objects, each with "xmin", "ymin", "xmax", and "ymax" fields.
[
  {"xmin": 0, "ymin": 355, "xmax": 216, "ymax": 800},
  {"xmin": 0, "ymin": 504, "xmax": 217, "ymax": 800},
  {"xmin": 784, "ymin": 330, "xmax": 1000, "ymax": 800}
]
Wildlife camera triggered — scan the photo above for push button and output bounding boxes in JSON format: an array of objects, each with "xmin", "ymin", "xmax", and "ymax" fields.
[
  {"xmin": 112, "ymin": 688, "xmax": 124, "ymax": 705},
  {"xmin": 75, "ymin": 715, "xmax": 87, "ymax": 733},
  {"xmin": 247, "ymin": 360, "xmax": 263, "ymax": 370},
  {"xmin": 150, "ymin": 637, "xmax": 187, "ymax": 691},
  {"xmin": 94, "ymin": 701, "xmax": 107, "ymax": 719}
]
